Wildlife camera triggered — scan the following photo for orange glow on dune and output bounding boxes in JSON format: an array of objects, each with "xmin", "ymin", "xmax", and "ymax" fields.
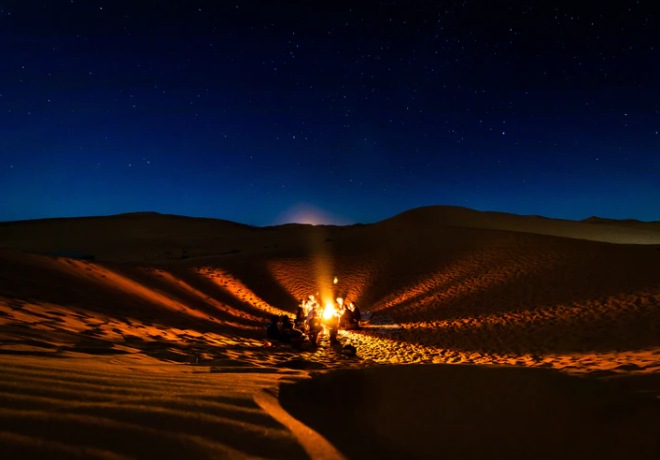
[
  {"xmin": 314, "ymin": 259, "xmax": 334, "ymax": 312},
  {"xmin": 370, "ymin": 248, "xmax": 561, "ymax": 318},
  {"xmin": 266, "ymin": 258, "xmax": 373, "ymax": 314},
  {"xmin": 197, "ymin": 267, "xmax": 283, "ymax": 317},
  {"xmin": 302, "ymin": 227, "xmax": 337, "ymax": 314},
  {"xmin": 151, "ymin": 270, "xmax": 263, "ymax": 323},
  {"xmin": 56, "ymin": 259, "xmax": 256, "ymax": 329}
]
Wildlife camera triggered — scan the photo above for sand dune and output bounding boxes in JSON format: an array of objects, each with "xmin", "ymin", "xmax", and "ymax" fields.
[
  {"xmin": 0, "ymin": 206, "xmax": 658, "ymax": 458},
  {"xmin": 380, "ymin": 205, "xmax": 660, "ymax": 244}
]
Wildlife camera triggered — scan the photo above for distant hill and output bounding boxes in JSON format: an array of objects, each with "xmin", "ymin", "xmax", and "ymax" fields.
[
  {"xmin": 1, "ymin": 206, "xmax": 659, "ymax": 264},
  {"xmin": 0, "ymin": 212, "xmax": 257, "ymax": 262},
  {"xmin": 377, "ymin": 206, "xmax": 660, "ymax": 244}
]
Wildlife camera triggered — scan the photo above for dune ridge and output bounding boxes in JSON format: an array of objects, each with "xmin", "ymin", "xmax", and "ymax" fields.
[
  {"xmin": 0, "ymin": 206, "xmax": 658, "ymax": 458},
  {"xmin": 379, "ymin": 205, "xmax": 660, "ymax": 244}
]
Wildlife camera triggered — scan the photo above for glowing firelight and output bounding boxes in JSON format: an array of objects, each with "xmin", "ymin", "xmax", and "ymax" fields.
[
  {"xmin": 333, "ymin": 276, "xmax": 338, "ymax": 285},
  {"xmin": 323, "ymin": 302, "xmax": 337, "ymax": 320}
]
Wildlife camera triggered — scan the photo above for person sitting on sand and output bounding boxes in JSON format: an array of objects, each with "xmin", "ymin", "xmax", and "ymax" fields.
[
  {"xmin": 294, "ymin": 303, "xmax": 306, "ymax": 329},
  {"xmin": 324, "ymin": 307, "xmax": 340, "ymax": 345},
  {"xmin": 350, "ymin": 302, "xmax": 362, "ymax": 330},
  {"xmin": 279, "ymin": 315, "xmax": 304, "ymax": 348},
  {"xmin": 341, "ymin": 302, "xmax": 361, "ymax": 330},
  {"xmin": 341, "ymin": 343, "xmax": 357, "ymax": 356},
  {"xmin": 266, "ymin": 314, "xmax": 281, "ymax": 341},
  {"xmin": 338, "ymin": 303, "xmax": 349, "ymax": 329},
  {"xmin": 306, "ymin": 306, "xmax": 323, "ymax": 346}
]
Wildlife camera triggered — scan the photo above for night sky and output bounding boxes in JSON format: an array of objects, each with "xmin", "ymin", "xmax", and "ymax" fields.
[{"xmin": 1, "ymin": 1, "xmax": 658, "ymax": 226}]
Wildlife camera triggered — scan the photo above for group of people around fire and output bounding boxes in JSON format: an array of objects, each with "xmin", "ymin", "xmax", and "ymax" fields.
[{"xmin": 266, "ymin": 294, "xmax": 361, "ymax": 349}]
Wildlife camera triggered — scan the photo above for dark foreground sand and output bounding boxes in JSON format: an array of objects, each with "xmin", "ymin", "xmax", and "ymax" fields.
[{"xmin": 281, "ymin": 364, "xmax": 659, "ymax": 460}]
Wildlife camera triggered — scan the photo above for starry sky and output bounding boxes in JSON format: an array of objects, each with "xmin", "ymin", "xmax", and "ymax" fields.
[{"xmin": 1, "ymin": 1, "xmax": 658, "ymax": 226}]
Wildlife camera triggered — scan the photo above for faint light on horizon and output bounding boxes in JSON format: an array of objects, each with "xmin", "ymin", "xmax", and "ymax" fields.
[{"xmin": 275, "ymin": 203, "xmax": 351, "ymax": 226}]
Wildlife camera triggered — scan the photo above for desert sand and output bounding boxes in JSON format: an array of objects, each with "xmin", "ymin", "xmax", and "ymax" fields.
[{"xmin": 0, "ymin": 205, "xmax": 658, "ymax": 459}]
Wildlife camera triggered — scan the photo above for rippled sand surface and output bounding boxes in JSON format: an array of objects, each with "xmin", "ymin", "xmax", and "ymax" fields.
[{"xmin": 1, "ymin": 207, "xmax": 658, "ymax": 458}]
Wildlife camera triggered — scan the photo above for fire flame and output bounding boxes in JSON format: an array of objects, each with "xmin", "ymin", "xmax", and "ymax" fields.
[{"xmin": 323, "ymin": 302, "xmax": 337, "ymax": 320}]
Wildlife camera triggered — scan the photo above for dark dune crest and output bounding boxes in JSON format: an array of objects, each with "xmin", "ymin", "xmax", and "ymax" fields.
[
  {"xmin": 377, "ymin": 205, "xmax": 660, "ymax": 244},
  {"xmin": 1, "ymin": 205, "xmax": 660, "ymax": 251}
]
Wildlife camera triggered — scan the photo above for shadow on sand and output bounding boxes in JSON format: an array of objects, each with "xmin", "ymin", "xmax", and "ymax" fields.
[{"xmin": 280, "ymin": 364, "xmax": 659, "ymax": 460}]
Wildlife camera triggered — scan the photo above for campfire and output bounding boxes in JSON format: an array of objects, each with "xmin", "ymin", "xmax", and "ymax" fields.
[{"xmin": 298, "ymin": 277, "xmax": 361, "ymax": 341}]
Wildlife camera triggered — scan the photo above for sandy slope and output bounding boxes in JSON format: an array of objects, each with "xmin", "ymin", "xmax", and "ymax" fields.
[{"xmin": 0, "ymin": 206, "xmax": 658, "ymax": 458}]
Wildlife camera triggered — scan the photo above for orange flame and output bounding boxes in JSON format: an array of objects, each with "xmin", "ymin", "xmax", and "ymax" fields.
[{"xmin": 323, "ymin": 302, "xmax": 337, "ymax": 320}]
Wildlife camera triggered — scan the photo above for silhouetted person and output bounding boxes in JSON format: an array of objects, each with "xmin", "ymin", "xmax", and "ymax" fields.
[
  {"xmin": 351, "ymin": 303, "xmax": 362, "ymax": 330},
  {"xmin": 338, "ymin": 305, "xmax": 349, "ymax": 329},
  {"xmin": 280, "ymin": 315, "xmax": 304, "ymax": 348},
  {"xmin": 342, "ymin": 343, "xmax": 357, "ymax": 356},
  {"xmin": 326, "ymin": 312, "xmax": 339, "ymax": 345},
  {"xmin": 266, "ymin": 314, "xmax": 281, "ymax": 341},
  {"xmin": 341, "ymin": 302, "xmax": 361, "ymax": 330},
  {"xmin": 295, "ymin": 304, "xmax": 306, "ymax": 329},
  {"xmin": 306, "ymin": 307, "xmax": 323, "ymax": 346}
]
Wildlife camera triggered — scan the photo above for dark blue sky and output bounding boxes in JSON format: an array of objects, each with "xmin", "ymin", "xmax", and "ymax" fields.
[{"xmin": 1, "ymin": 1, "xmax": 658, "ymax": 225}]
